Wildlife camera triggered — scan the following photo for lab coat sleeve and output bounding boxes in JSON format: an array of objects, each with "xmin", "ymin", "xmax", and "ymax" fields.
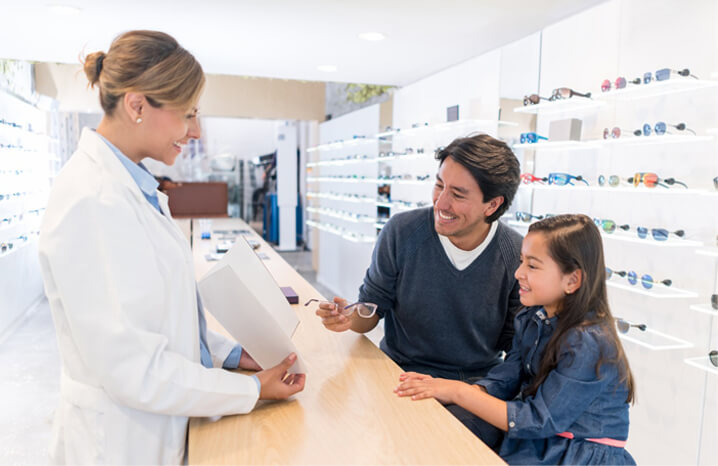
[{"xmin": 41, "ymin": 192, "xmax": 259, "ymax": 417}]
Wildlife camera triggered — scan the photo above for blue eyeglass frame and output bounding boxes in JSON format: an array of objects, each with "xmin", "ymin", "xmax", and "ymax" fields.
[
  {"xmin": 520, "ymin": 132, "xmax": 548, "ymax": 144},
  {"xmin": 636, "ymin": 227, "xmax": 685, "ymax": 241},
  {"xmin": 626, "ymin": 271, "xmax": 672, "ymax": 289},
  {"xmin": 547, "ymin": 172, "xmax": 589, "ymax": 186}
]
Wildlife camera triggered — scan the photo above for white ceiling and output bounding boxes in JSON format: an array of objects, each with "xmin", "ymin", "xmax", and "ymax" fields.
[{"xmin": 0, "ymin": 0, "xmax": 605, "ymax": 86}]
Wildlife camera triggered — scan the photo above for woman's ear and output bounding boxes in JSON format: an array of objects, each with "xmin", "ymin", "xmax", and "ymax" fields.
[
  {"xmin": 123, "ymin": 92, "xmax": 145, "ymax": 123},
  {"xmin": 564, "ymin": 269, "xmax": 583, "ymax": 295}
]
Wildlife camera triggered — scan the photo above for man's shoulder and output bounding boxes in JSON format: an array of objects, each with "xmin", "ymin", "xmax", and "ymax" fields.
[
  {"xmin": 382, "ymin": 207, "xmax": 433, "ymax": 239},
  {"xmin": 494, "ymin": 222, "xmax": 523, "ymax": 257}
]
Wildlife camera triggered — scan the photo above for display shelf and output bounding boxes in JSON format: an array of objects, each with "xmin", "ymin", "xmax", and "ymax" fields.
[
  {"xmin": 522, "ymin": 185, "xmax": 704, "ymax": 195},
  {"xmin": 306, "ymin": 220, "xmax": 376, "ymax": 243},
  {"xmin": 306, "ymin": 192, "xmax": 376, "ymax": 204},
  {"xmin": 376, "ymin": 152, "xmax": 429, "ymax": 162},
  {"xmin": 375, "ymin": 119, "xmax": 517, "ymax": 138},
  {"xmin": 689, "ymin": 303, "xmax": 718, "ymax": 317},
  {"xmin": 307, "ymin": 157, "xmax": 377, "ymax": 168},
  {"xmin": 306, "ymin": 177, "xmax": 374, "ymax": 184},
  {"xmin": 512, "ymin": 140, "xmax": 600, "ymax": 151},
  {"xmin": 600, "ymin": 232, "xmax": 702, "ymax": 248},
  {"xmin": 594, "ymin": 78, "xmax": 718, "ymax": 101},
  {"xmin": 684, "ymin": 355, "xmax": 718, "ymax": 376},
  {"xmin": 618, "ymin": 326, "xmax": 693, "ymax": 351},
  {"xmin": 695, "ymin": 247, "xmax": 718, "ymax": 258},
  {"xmin": 606, "ymin": 280, "xmax": 698, "ymax": 298},
  {"xmin": 513, "ymin": 98, "xmax": 605, "ymax": 115},
  {"xmin": 597, "ymin": 134, "xmax": 713, "ymax": 147},
  {"xmin": 307, "ymin": 136, "xmax": 376, "ymax": 153},
  {"xmin": 306, "ymin": 207, "xmax": 377, "ymax": 223}
]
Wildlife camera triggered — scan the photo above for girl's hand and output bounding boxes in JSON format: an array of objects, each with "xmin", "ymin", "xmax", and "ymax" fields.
[
  {"xmin": 394, "ymin": 376, "xmax": 464, "ymax": 405},
  {"xmin": 398, "ymin": 371, "xmax": 433, "ymax": 382}
]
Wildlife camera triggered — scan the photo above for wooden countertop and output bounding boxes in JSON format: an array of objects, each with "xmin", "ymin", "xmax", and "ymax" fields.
[{"xmin": 188, "ymin": 218, "xmax": 503, "ymax": 465}]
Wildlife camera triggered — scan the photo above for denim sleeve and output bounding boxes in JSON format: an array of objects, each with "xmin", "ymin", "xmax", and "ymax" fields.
[
  {"xmin": 358, "ymin": 220, "xmax": 399, "ymax": 318},
  {"xmin": 505, "ymin": 329, "xmax": 607, "ymax": 439},
  {"xmin": 222, "ymin": 344, "xmax": 243, "ymax": 369},
  {"xmin": 475, "ymin": 316, "xmax": 524, "ymax": 400}
]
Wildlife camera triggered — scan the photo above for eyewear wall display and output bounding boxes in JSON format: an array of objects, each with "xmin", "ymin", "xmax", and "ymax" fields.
[
  {"xmin": 615, "ymin": 317, "xmax": 647, "ymax": 334},
  {"xmin": 549, "ymin": 87, "xmax": 592, "ymax": 101},
  {"xmin": 643, "ymin": 67, "xmax": 698, "ymax": 83},
  {"xmin": 304, "ymin": 299, "xmax": 378, "ymax": 318},
  {"xmin": 519, "ymin": 132, "xmax": 548, "ymax": 144}
]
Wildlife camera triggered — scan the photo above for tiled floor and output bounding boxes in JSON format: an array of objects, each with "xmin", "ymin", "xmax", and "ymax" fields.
[{"xmin": 0, "ymin": 249, "xmax": 382, "ymax": 465}]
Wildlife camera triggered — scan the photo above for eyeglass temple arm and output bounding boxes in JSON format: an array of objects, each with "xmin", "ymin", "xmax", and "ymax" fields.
[
  {"xmin": 572, "ymin": 90, "xmax": 592, "ymax": 98},
  {"xmin": 575, "ymin": 176, "xmax": 589, "ymax": 185}
]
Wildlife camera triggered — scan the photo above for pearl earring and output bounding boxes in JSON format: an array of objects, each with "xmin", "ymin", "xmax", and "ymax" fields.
[{"xmin": 136, "ymin": 117, "xmax": 143, "ymax": 124}]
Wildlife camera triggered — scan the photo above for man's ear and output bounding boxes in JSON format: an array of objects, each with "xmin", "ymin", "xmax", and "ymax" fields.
[{"xmin": 484, "ymin": 196, "xmax": 505, "ymax": 218}]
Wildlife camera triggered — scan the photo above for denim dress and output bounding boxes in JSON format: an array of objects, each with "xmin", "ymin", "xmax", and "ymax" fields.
[{"xmin": 476, "ymin": 307, "xmax": 636, "ymax": 465}]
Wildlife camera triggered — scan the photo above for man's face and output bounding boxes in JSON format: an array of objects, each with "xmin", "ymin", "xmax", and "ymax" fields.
[{"xmin": 432, "ymin": 157, "xmax": 497, "ymax": 246}]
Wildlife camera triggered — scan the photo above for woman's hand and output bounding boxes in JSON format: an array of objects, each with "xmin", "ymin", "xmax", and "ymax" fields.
[
  {"xmin": 256, "ymin": 353, "xmax": 306, "ymax": 400},
  {"xmin": 238, "ymin": 350, "xmax": 262, "ymax": 371},
  {"xmin": 395, "ymin": 372, "xmax": 464, "ymax": 405}
]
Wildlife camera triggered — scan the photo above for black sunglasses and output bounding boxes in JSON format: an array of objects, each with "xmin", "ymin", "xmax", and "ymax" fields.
[
  {"xmin": 710, "ymin": 350, "xmax": 718, "ymax": 368},
  {"xmin": 549, "ymin": 87, "xmax": 592, "ymax": 101}
]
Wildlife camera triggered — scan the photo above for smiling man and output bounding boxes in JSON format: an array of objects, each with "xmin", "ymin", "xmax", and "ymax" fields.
[{"xmin": 315, "ymin": 133, "xmax": 522, "ymax": 445}]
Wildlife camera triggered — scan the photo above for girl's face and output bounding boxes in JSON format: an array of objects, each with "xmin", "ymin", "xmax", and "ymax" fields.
[{"xmin": 515, "ymin": 231, "xmax": 578, "ymax": 317}]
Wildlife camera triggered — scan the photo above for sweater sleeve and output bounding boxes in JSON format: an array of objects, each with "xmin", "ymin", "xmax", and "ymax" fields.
[{"xmin": 358, "ymin": 217, "xmax": 401, "ymax": 318}]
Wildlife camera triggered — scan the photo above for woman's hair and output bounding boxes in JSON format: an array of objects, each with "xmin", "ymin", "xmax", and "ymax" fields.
[
  {"xmin": 82, "ymin": 30, "xmax": 205, "ymax": 116},
  {"xmin": 523, "ymin": 214, "xmax": 635, "ymax": 403}
]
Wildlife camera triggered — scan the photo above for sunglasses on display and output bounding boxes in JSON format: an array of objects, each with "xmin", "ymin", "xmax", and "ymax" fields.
[
  {"xmin": 601, "ymin": 77, "xmax": 641, "ymax": 92},
  {"xmin": 547, "ymin": 172, "xmax": 588, "ymax": 186},
  {"xmin": 523, "ymin": 94, "xmax": 550, "ymax": 106},
  {"xmin": 710, "ymin": 350, "xmax": 718, "ymax": 368},
  {"xmin": 593, "ymin": 218, "xmax": 630, "ymax": 234},
  {"xmin": 711, "ymin": 294, "xmax": 717, "ymax": 310},
  {"xmin": 603, "ymin": 127, "xmax": 639, "ymax": 139},
  {"xmin": 520, "ymin": 173, "xmax": 547, "ymax": 184},
  {"xmin": 615, "ymin": 318, "xmax": 647, "ymax": 334},
  {"xmin": 638, "ymin": 122, "xmax": 695, "ymax": 136},
  {"xmin": 636, "ymin": 227, "xmax": 684, "ymax": 241},
  {"xmin": 628, "ymin": 172, "xmax": 688, "ymax": 189},
  {"xmin": 304, "ymin": 299, "xmax": 378, "ymax": 318},
  {"xmin": 515, "ymin": 211, "xmax": 544, "ymax": 223},
  {"xmin": 606, "ymin": 267, "xmax": 672, "ymax": 289},
  {"xmin": 598, "ymin": 174, "xmax": 622, "ymax": 187},
  {"xmin": 714, "ymin": 176, "xmax": 718, "ymax": 190},
  {"xmin": 520, "ymin": 132, "xmax": 548, "ymax": 144},
  {"xmin": 643, "ymin": 68, "xmax": 698, "ymax": 84},
  {"xmin": 549, "ymin": 87, "xmax": 592, "ymax": 101}
]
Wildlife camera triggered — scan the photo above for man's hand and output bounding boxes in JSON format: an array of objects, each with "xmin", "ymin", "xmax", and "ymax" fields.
[
  {"xmin": 314, "ymin": 296, "xmax": 353, "ymax": 332},
  {"xmin": 256, "ymin": 353, "xmax": 306, "ymax": 400}
]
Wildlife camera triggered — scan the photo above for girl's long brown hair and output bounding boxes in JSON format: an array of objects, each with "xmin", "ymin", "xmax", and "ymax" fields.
[{"xmin": 523, "ymin": 214, "xmax": 635, "ymax": 403}]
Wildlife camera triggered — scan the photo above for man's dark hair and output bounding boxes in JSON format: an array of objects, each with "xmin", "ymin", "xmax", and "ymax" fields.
[{"xmin": 435, "ymin": 133, "xmax": 520, "ymax": 223}]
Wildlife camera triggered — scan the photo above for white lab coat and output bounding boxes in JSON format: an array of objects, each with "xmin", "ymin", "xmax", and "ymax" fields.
[{"xmin": 38, "ymin": 128, "xmax": 259, "ymax": 465}]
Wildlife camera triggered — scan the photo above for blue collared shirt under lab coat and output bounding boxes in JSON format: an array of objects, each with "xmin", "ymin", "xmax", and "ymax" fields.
[
  {"xmin": 476, "ymin": 307, "xmax": 635, "ymax": 465},
  {"xmin": 96, "ymin": 132, "xmax": 260, "ymax": 393}
]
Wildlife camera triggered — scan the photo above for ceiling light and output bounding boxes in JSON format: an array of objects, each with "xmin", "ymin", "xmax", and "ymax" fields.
[
  {"xmin": 46, "ymin": 4, "xmax": 82, "ymax": 15},
  {"xmin": 317, "ymin": 65, "xmax": 337, "ymax": 73},
  {"xmin": 358, "ymin": 32, "xmax": 385, "ymax": 42}
]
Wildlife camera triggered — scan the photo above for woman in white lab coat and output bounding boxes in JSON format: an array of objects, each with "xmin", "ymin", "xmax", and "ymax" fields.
[{"xmin": 38, "ymin": 30, "xmax": 305, "ymax": 465}]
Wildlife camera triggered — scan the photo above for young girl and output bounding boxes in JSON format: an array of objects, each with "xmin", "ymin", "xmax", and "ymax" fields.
[{"xmin": 395, "ymin": 214, "xmax": 636, "ymax": 465}]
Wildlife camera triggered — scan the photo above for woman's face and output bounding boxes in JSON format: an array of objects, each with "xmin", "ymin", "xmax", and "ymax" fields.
[{"xmin": 140, "ymin": 102, "xmax": 200, "ymax": 166}]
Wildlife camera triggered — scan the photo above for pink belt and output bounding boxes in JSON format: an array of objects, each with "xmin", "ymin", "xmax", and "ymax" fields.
[{"xmin": 556, "ymin": 431, "xmax": 627, "ymax": 448}]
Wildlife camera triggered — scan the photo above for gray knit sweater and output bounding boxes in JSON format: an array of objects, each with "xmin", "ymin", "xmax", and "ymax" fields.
[{"xmin": 358, "ymin": 207, "xmax": 523, "ymax": 376}]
